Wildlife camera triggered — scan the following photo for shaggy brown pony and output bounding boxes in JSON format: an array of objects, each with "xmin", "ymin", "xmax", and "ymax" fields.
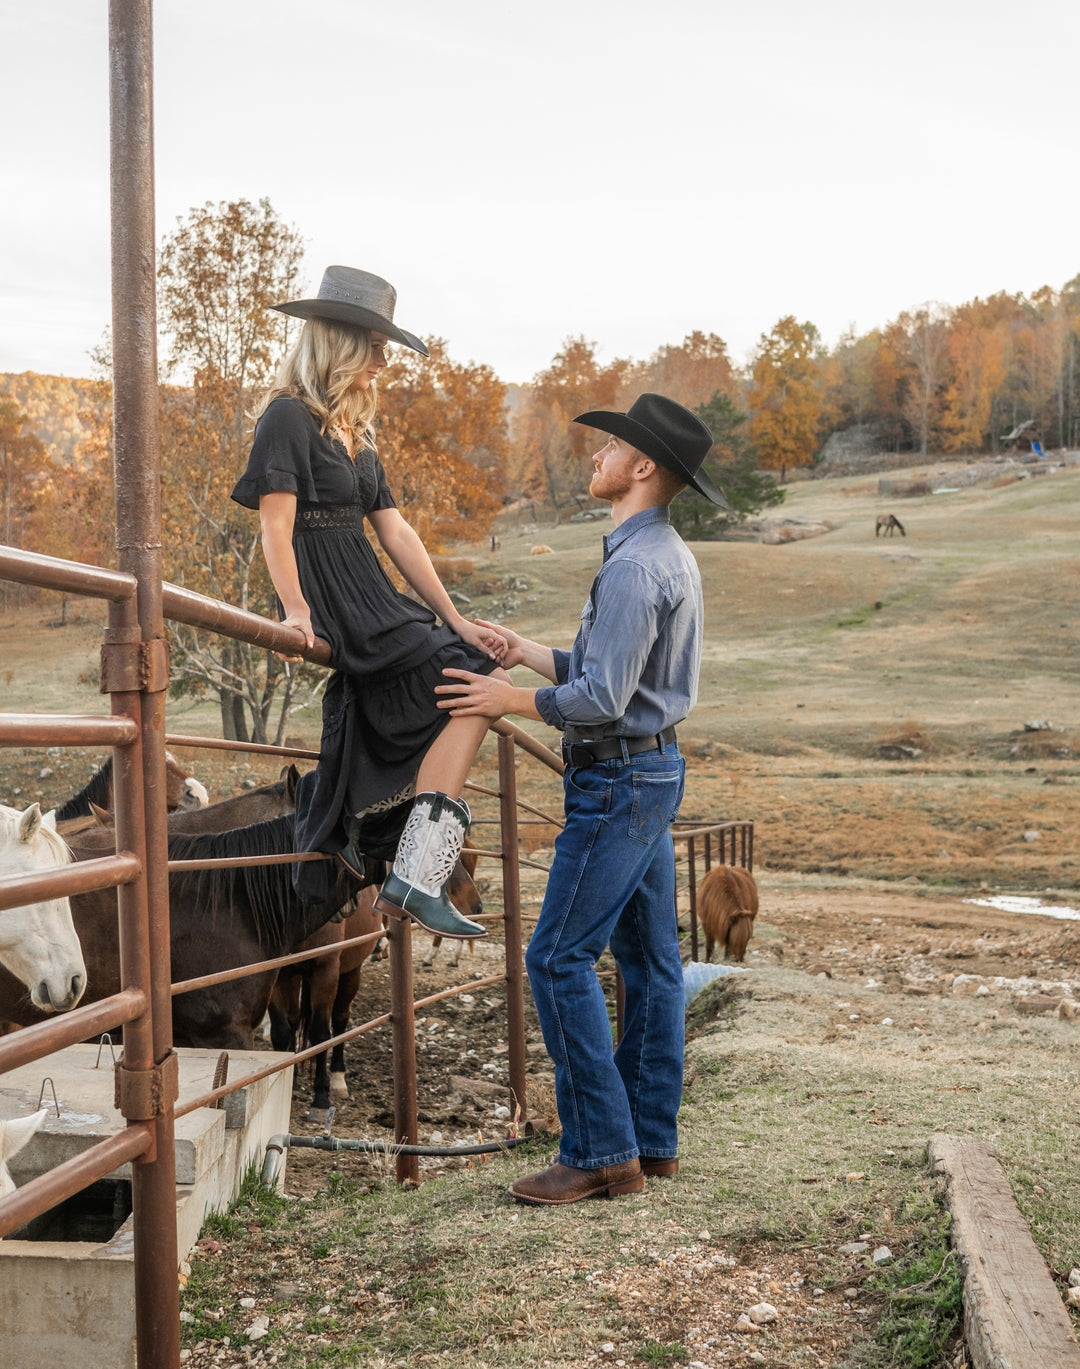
[{"xmin": 696, "ymin": 865, "xmax": 759, "ymax": 963}]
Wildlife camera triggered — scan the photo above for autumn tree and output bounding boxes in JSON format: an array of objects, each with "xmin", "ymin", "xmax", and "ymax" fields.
[
  {"xmin": 748, "ymin": 317, "xmax": 821, "ymax": 481},
  {"xmin": 898, "ymin": 305, "xmax": 950, "ymax": 455},
  {"xmin": 816, "ymin": 326, "xmax": 879, "ymax": 444},
  {"xmin": 376, "ymin": 338, "xmax": 505, "ymax": 548},
  {"xmin": 634, "ymin": 332, "xmax": 738, "ymax": 412},
  {"xmin": 511, "ymin": 337, "xmax": 632, "ymax": 517},
  {"xmin": 156, "ymin": 198, "xmax": 310, "ymax": 743},
  {"xmin": 668, "ymin": 391, "xmax": 784, "ymax": 540},
  {"xmin": 0, "ymin": 401, "xmax": 48, "ymax": 610},
  {"xmin": 938, "ymin": 305, "xmax": 1007, "ymax": 452}
]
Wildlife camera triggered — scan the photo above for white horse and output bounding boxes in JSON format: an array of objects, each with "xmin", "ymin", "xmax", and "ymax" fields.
[
  {"xmin": 0, "ymin": 804, "xmax": 86, "ymax": 1012},
  {"xmin": 0, "ymin": 1109, "xmax": 48, "ymax": 1200}
]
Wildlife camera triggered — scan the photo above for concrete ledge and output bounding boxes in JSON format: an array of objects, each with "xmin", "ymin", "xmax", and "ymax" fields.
[
  {"xmin": 928, "ymin": 1133, "xmax": 1080, "ymax": 1369},
  {"xmin": 0, "ymin": 1045, "xmax": 295, "ymax": 1369}
]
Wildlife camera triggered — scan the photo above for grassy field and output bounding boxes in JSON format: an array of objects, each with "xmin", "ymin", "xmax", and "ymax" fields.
[{"xmin": 3, "ymin": 454, "xmax": 1080, "ymax": 1366}]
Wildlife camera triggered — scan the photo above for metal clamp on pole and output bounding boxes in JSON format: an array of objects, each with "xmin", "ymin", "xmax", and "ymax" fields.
[
  {"xmin": 99, "ymin": 638, "xmax": 171, "ymax": 694},
  {"xmin": 114, "ymin": 1049, "xmax": 180, "ymax": 1120}
]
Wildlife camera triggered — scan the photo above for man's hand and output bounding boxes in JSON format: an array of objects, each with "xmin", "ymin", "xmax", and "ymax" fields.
[
  {"xmin": 474, "ymin": 618, "xmax": 526, "ymax": 668},
  {"xmin": 436, "ymin": 668, "xmax": 540, "ymax": 721}
]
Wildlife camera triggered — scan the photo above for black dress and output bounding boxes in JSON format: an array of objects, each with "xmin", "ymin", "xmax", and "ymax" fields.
[{"xmin": 231, "ymin": 396, "xmax": 496, "ymax": 883}]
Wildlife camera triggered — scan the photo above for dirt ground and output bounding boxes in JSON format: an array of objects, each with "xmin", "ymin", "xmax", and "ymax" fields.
[{"xmin": 2, "ymin": 455, "xmax": 1079, "ymax": 1364}]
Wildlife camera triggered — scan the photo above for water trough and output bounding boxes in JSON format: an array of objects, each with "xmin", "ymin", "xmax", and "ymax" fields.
[{"xmin": 0, "ymin": 1043, "xmax": 294, "ymax": 1369}]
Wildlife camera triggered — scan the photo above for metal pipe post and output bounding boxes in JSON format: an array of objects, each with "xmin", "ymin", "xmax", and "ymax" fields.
[
  {"xmin": 497, "ymin": 732, "xmax": 528, "ymax": 1128},
  {"xmin": 687, "ymin": 835, "xmax": 699, "ymax": 962},
  {"xmin": 387, "ymin": 913, "xmax": 420, "ymax": 1184},
  {"xmin": 109, "ymin": 2, "xmax": 180, "ymax": 1364}
]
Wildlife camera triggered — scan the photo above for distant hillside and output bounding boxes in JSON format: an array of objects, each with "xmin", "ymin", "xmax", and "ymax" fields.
[{"xmin": 0, "ymin": 371, "xmax": 110, "ymax": 467}]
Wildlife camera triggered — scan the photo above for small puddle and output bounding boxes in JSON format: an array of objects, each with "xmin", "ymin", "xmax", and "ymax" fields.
[{"xmin": 964, "ymin": 895, "xmax": 1080, "ymax": 922}]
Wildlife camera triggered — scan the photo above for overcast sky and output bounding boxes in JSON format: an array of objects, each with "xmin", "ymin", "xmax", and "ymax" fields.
[{"xmin": 2, "ymin": 0, "xmax": 1077, "ymax": 385}]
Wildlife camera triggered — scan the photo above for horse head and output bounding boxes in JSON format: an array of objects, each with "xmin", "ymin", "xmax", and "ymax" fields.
[
  {"xmin": 165, "ymin": 752, "xmax": 210, "ymax": 811},
  {"xmin": 0, "ymin": 804, "xmax": 87, "ymax": 1012}
]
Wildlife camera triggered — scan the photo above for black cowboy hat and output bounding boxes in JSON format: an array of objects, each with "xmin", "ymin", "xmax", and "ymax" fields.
[
  {"xmin": 272, "ymin": 266, "xmax": 429, "ymax": 357},
  {"xmin": 574, "ymin": 392, "xmax": 729, "ymax": 507}
]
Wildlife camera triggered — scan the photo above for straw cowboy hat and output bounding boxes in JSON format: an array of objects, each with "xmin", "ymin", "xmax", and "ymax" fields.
[
  {"xmin": 574, "ymin": 392, "xmax": 729, "ymax": 507},
  {"xmin": 272, "ymin": 265, "xmax": 429, "ymax": 357}
]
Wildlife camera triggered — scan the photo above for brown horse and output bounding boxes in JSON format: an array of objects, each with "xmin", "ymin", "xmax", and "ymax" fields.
[
  {"xmin": 697, "ymin": 865, "xmax": 759, "ymax": 963},
  {"xmin": 268, "ymin": 842, "xmax": 484, "ymax": 1119},
  {"xmin": 53, "ymin": 752, "xmax": 208, "ymax": 822},
  {"xmin": 0, "ymin": 774, "xmax": 316, "ymax": 1046},
  {"xmin": 875, "ymin": 513, "xmax": 905, "ymax": 538}
]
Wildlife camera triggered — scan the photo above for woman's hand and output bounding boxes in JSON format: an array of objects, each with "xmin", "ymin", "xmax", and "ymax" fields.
[
  {"xmin": 277, "ymin": 607, "xmax": 315, "ymax": 662},
  {"xmin": 453, "ymin": 616, "xmax": 509, "ymax": 662}
]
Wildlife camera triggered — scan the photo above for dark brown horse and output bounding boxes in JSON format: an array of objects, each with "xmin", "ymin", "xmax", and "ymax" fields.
[
  {"xmin": 269, "ymin": 841, "xmax": 483, "ymax": 1119},
  {"xmin": 53, "ymin": 752, "xmax": 208, "ymax": 822},
  {"xmin": 0, "ymin": 775, "xmax": 341, "ymax": 1049}
]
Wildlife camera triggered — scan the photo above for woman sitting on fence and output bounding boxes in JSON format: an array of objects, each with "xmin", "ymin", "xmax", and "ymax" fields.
[{"xmin": 231, "ymin": 266, "xmax": 508, "ymax": 941}]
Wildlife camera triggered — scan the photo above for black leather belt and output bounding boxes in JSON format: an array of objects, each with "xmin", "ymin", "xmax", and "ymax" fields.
[{"xmin": 561, "ymin": 725, "xmax": 677, "ymax": 768}]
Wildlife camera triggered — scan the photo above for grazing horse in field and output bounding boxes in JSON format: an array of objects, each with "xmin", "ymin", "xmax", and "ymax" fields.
[
  {"xmin": 0, "ymin": 804, "xmax": 86, "ymax": 1013},
  {"xmin": 875, "ymin": 513, "xmax": 905, "ymax": 538},
  {"xmin": 268, "ymin": 841, "xmax": 483, "ymax": 1119},
  {"xmin": 0, "ymin": 804, "xmax": 357, "ymax": 1049},
  {"xmin": 696, "ymin": 865, "xmax": 759, "ymax": 963},
  {"xmin": 54, "ymin": 752, "xmax": 209, "ymax": 823}
]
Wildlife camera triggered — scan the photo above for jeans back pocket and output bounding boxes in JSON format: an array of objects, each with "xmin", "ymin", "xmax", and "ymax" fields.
[{"xmin": 628, "ymin": 769, "xmax": 683, "ymax": 844}]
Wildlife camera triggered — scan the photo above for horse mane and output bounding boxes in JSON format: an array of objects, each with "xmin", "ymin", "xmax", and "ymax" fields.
[
  {"xmin": 55, "ymin": 759, "xmax": 114, "ymax": 822},
  {"xmin": 167, "ymin": 813, "xmax": 306, "ymax": 946}
]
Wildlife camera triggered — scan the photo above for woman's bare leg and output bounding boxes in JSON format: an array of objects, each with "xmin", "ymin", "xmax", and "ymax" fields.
[{"xmin": 415, "ymin": 667, "xmax": 511, "ymax": 797}]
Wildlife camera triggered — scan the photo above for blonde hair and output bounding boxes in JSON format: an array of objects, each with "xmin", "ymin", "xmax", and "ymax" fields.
[{"xmin": 253, "ymin": 318, "xmax": 379, "ymax": 436}]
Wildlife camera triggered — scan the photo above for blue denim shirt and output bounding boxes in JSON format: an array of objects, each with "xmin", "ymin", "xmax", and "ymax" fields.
[{"xmin": 534, "ymin": 506, "xmax": 703, "ymax": 740}]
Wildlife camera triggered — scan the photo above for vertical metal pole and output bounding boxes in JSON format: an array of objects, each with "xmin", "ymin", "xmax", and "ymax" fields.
[
  {"xmin": 687, "ymin": 835, "xmax": 699, "ymax": 962},
  {"xmin": 497, "ymin": 734, "xmax": 528, "ymax": 1128},
  {"xmin": 109, "ymin": 4, "xmax": 180, "ymax": 1366},
  {"xmin": 387, "ymin": 913, "xmax": 419, "ymax": 1184}
]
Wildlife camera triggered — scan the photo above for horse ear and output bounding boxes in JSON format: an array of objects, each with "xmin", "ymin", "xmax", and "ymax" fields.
[
  {"xmin": 284, "ymin": 765, "xmax": 300, "ymax": 799},
  {"xmin": 90, "ymin": 802, "xmax": 113, "ymax": 826},
  {"xmin": 42, "ymin": 808, "xmax": 59, "ymax": 832},
  {"xmin": 0, "ymin": 1108, "xmax": 48, "ymax": 1167},
  {"xmin": 17, "ymin": 803, "xmax": 43, "ymax": 843}
]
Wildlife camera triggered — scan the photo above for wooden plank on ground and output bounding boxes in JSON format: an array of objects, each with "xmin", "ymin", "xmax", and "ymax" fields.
[{"xmin": 928, "ymin": 1133, "xmax": 1080, "ymax": 1369}]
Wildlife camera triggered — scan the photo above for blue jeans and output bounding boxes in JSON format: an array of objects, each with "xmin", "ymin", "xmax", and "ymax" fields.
[{"xmin": 525, "ymin": 743, "xmax": 686, "ymax": 1169}]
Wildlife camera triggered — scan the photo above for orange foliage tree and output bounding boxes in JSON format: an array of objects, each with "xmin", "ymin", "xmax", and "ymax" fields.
[
  {"xmin": 748, "ymin": 317, "xmax": 821, "ymax": 481},
  {"xmin": 631, "ymin": 331, "xmax": 738, "ymax": 411},
  {"xmin": 375, "ymin": 338, "xmax": 505, "ymax": 549},
  {"xmin": 0, "ymin": 400, "xmax": 48, "ymax": 611},
  {"xmin": 938, "ymin": 308, "xmax": 1007, "ymax": 452},
  {"xmin": 510, "ymin": 337, "xmax": 633, "ymax": 517},
  {"xmin": 156, "ymin": 198, "xmax": 310, "ymax": 743}
]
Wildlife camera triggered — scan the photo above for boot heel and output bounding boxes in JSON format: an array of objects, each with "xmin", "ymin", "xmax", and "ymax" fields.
[
  {"xmin": 374, "ymin": 892, "xmax": 407, "ymax": 922},
  {"xmin": 606, "ymin": 1173, "xmax": 645, "ymax": 1197}
]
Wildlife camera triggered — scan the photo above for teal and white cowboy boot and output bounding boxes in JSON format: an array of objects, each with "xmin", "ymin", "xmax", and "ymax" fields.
[{"xmin": 375, "ymin": 792, "xmax": 486, "ymax": 940}]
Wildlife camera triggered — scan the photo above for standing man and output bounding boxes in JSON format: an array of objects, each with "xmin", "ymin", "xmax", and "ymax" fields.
[{"xmin": 437, "ymin": 393, "xmax": 727, "ymax": 1205}]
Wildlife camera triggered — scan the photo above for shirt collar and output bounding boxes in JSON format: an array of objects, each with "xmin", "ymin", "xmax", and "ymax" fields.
[{"xmin": 602, "ymin": 504, "xmax": 671, "ymax": 560}]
